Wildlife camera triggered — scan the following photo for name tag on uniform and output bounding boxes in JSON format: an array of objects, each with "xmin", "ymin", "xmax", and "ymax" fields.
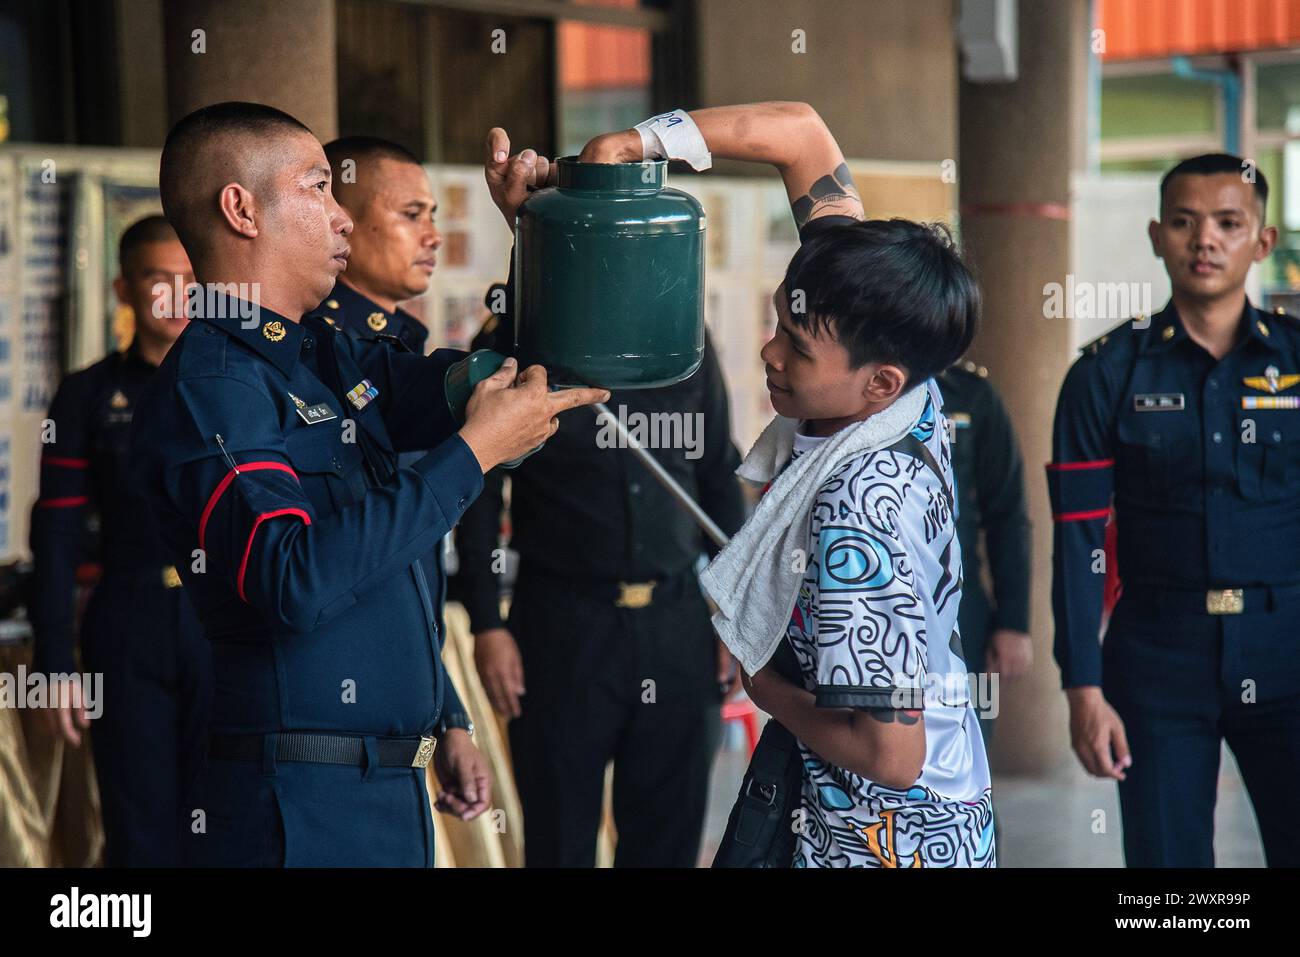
[
  {"xmin": 289, "ymin": 392, "xmax": 338, "ymax": 425},
  {"xmin": 1134, "ymin": 393, "xmax": 1184, "ymax": 412}
]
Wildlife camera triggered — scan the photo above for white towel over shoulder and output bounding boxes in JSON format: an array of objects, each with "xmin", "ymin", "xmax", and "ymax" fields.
[{"xmin": 699, "ymin": 383, "xmax": 930, "ymax": 676}]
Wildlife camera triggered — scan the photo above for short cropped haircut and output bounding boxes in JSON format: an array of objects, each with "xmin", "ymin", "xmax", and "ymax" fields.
[
  {"xmin": 118, "ymin": 214, "xmax": 177, "ymax": 276},
  {"xmin": 783, "ymin": 219, "xmax": 980, "ymax": 385},
  {"xmin": 1160, "ymin": 152, "xmax": 1268, "ymax": 214},
  {"xmin": 159, "ymin": 101, "xmax": 312, "ymax": 258},
  {"xmin": 323, "ymin": 135, "xmax": 421, "ymax": 182}
]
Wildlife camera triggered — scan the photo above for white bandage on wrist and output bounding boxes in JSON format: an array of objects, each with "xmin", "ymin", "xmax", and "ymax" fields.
[{"xmin": 633, "ymin": 110, "xmax": 712, "ymax": 172}]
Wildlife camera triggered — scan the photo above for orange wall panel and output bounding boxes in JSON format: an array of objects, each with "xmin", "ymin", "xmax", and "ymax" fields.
[{"xmin": 1100, "ymin": 0, "xmax": 1300, "ymax": 60}]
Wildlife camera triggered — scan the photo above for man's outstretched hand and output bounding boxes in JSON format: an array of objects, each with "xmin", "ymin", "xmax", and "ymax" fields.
[
  {"xmin": 484, "ymin": 127, "xmax": 557, "ymax": 227},
  {"xmin": 459, "ymin": 358, "xmax": 608, "ymax": 473}
]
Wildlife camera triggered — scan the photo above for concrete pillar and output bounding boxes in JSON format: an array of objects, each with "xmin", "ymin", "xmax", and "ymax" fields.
[
  {"xmin": 959, "ymin": 0, "xmax": 1091, "ymax": 774},
  {"xmin": 162, "ymin": 0, "xmax": 338, "ymax": 140},
  {"xmin": 694, "ymin": 0, "xmax": 957, "ymax": 166},
  {"xmin": 114, "ymin": 0, "xmax": 168, "ymax": 147}
]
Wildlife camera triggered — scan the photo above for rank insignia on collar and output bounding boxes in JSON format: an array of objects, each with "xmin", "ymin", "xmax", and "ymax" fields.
[
  {"xmin": 263, "ymin": 320, "xmax": 286, "ymax": 342},
  {"xmin": 1257, "ymin": 320, "xmax": 1271, "ymax": 337},
  {"xmin": 1161, "ymin": 325, "xmax": 1175, "ymax": 340},
  {"xmin": 347, "ymin": 378, "xmax": 379, "ymax": 410},
  {"xmin": 326, "ymin": 299, "xmax": 340, "ymax": 309},
  {"xmin": 1242, "ymin": 365, "xmax": 1300, "ymax": 394},
  {"xmin": 110, "ymin": 390, "xmax": 129, "ymax": 409},
  {"xmin": 367, "ymin": 312, "xmax": 388, "ymax": 332}
]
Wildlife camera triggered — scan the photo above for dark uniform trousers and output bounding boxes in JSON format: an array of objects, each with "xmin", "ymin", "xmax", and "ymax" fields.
[
  {"xmin": 507, "ymin": 563, "xmax": 721, "ymax": 868},
  {"xmin": 1050, "ymin": 300, "xmax": 1300, "ymax": 867},
  {"xmin": 81, "ymin": 577, "xmax": 209, "ymax": 866},
  {"xmin": 31, "ymin": 346, "xmax": 211, "ymax": 866},
  {"xmin": 1104, "ymin": 592, "xmax": 1300, "ymax": 867}
]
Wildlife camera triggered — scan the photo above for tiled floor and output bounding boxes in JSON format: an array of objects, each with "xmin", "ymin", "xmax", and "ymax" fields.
[{"xmin": 700, "ymin": 733, "xmax": 1267, "ymax": 867}]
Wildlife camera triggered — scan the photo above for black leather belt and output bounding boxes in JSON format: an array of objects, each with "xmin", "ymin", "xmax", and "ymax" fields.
[
  {"xmin": 209, "ymin": 732, "xmax": 437, "ymax": 768},
  {"xmin": 1134, "ymin": 583, "xmax": 1300, "ymax": 615},
  {"xmin": 519, "ymin": 563, "xmax": 699, "ymax": 610},
  {"xmin": 99, "ymin": 565, "xmax": 183, "ymax": 589}
]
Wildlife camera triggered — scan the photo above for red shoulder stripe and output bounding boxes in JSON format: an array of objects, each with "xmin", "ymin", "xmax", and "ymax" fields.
[
  {"xmin": 1053, "ymin": 507, "xmax": 1111, "ymax": 523},
  {"xmin": 198, "ymin": 461, "xmax": 299, "ymax": 550},
  {"xmin": 236, "ymin": 508, "xmax": 311, "ymax": 602},
  {"xmin": 1045, "ymin": 459, "xmax": 1114, "ymax": 472}
]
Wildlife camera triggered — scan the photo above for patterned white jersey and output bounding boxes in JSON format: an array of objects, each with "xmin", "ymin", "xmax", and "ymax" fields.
[{"xmin": 785, "ymin": 379, "xmax": 995, "ymax": 868}]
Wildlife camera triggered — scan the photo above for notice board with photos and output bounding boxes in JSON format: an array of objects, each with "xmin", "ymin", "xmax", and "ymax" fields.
[{"xmin": 0, "ymin": 146, "xmax": 159, "ymax": 562}]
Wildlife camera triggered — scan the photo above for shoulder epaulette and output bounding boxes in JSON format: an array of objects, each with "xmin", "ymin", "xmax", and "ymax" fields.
[{"xmin": 1080, "ymin": 318, "xmax": 1137, "ymax": 356}]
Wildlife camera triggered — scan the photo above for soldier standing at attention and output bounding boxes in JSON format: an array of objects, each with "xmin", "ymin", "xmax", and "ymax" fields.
[
  {"xmin": 1050, "ymin": 153, "xmax": 1300, "ymax": 866},
  {"xmin": 936, "ymin": 359, "xmax": 1032, "ymax": 742},
  {"xmin": 309, "ymin": 136, "xmax": 474, "ymax": 746},
  {"xmin": 30, "ymin": 216, "xmax": 210, "ymax": 866}
]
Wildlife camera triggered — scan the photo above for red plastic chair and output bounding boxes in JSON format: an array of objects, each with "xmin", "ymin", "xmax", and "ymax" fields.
[{"xmin": 721, "ymin": 697, "xmax": 761, "ymax": 757}]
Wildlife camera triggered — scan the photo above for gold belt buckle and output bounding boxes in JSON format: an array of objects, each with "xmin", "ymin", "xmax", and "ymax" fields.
[
  {"xmin": 411, "ymin": 735, "xmax": 437, "ymax": 768},
  {"xmin": 1206, "ymin": 588, "xmax": 1244, "ymax": 615},
  {"xmin": 161, "ymin": 565, "xmax": 182, "ymax": 589},
  {"xmin": 615, "ymin": 580, "xmax": 656, "ymax": 609}
]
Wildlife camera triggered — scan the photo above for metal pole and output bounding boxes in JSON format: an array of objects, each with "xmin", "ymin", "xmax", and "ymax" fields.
[{"xmin": 593, "ymin": 401, "xmax": 730, "ymax": 549}]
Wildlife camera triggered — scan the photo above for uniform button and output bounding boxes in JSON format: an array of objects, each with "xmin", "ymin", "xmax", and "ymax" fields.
[
  {"xmin": 1274, "ymin": 431, "xmax": 1282, "ymax": 442},
  {"xmin": 332, "ymin": 456, "xmax": 343, "ymax": 473},
  {"xmin": 302, "ymin": 337, "xmax": 315, "ymax": 352},
  {"xmin": 629, "ymin": 482, "xmax": 641, "ymax": 494},
  {"xmin": 1209, "ymin": 378, "xmax": 1219, "ymax": 389},
  {"xmin": 457, "ymin": 496, "xmax": 467, "ymax": 509},
  {"xmin": 1212, "ymin": 432, "xmax": 1222, "ymax": 443}
]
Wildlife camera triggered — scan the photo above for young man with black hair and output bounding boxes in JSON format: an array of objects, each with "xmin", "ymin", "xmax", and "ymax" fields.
[
  {"xmin": 582, "ymin": 103, "xmax": 994, "ymax": 867},
  {"xmin": 1051, "ymin": 152, "xmax": 1300, "ymax": 866},
  {"xmin": 30, "ymin": 216, "xmax": 210, "ymax": 865}
]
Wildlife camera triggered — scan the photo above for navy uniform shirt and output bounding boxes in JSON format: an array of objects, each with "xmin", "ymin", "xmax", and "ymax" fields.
[
  {"xmin": 306, "ymin": 281, "xmax": 469, "ymax": 726},
  {"xmin": 1048, "ymin": 298, "xmax": 1300, "ymax": 688},
  {"xmin": 937, "ymin": 360, "xmax": 1031, "ymax": 653},
  {"xmin": 30, "ymin": 343, "xmax": 179, "ymax": 674},
  {"xmin": 130, "ymin": 297, "xmax": 481, "ymax": 736},
  {"xmin": 314, "ymin": 280, "xmax": 429, "ymax": 355}
]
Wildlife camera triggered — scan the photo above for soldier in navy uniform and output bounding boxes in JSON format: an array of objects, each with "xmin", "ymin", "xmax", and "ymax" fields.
[
  {"xmin": 313, "ymin": 137, "xmax": 435, "ymax": 355},
  {"xmin": 937, "ymin": 359, "xmax": 1033, "ymax": 742},
  {"xmin": 30, "ymin": 215, "xmax": 211, "ymax": 865},
  {"xmin": 308, "ymin": 137, "xmax": 474, "ymax": 754},
  {"xmin": 131, "ymin": 102, "xmax": 606, "ymax": 866},
  {"xmin": 1049, "ymin": 153, "xmax": 1300, "ymax": 866}
]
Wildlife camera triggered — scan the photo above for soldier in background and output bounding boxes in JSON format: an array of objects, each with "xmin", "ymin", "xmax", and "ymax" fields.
[
  {"xmin": 938, "ymin": 359, "xmax": 1033, "ymax": 742},
  {"xmin": 29, "ymin": 215, "xmax": 210, "ymax": 865}
]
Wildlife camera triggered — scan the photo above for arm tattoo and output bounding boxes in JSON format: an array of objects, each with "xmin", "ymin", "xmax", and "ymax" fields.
[
  {"xmin": 866, "ymin": 708, "xmax": 922, "ymax": 726},
  {"xmin": 791, "ymin": 162, "xmax": 861, "ymax": 226}
]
